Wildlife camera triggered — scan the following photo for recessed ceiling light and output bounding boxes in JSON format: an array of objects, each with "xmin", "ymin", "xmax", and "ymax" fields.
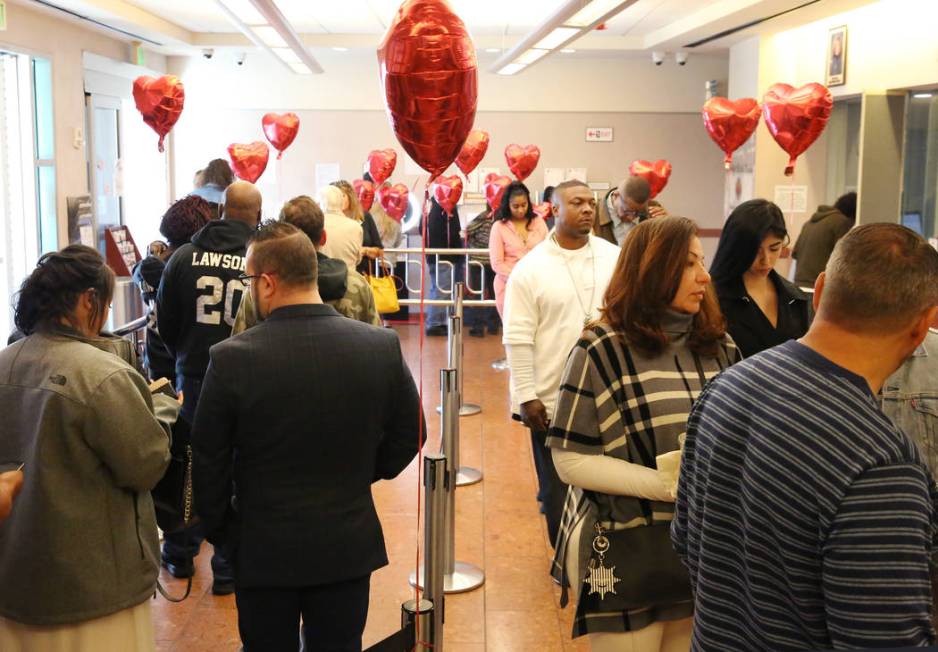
[
  {"xmin": 913, "ymin": 92, "xmax": 934, "ymax": 99},
  {"xmin": 332, "ymin": 47, "xmax": 348, "ymax": 52},
  {"xmin": 485, "ymin": 48, "xmax": 500, "ymax": 53},
  {"xmin": 515, "ymin": 49, "xmax": 549, "ymax": 65},
  {"xmin": 497, "ymin": 63, "xmax": 526, "ymax": 75},
  {"xmin": 560, "ymin": 49, "xmax": 576, "ymax": 54}
]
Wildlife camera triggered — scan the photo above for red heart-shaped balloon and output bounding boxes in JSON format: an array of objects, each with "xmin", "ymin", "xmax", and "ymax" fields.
[
  {"xmin": 432, "ymin": 175, "xmax": 464, "ymax": 215},
  {"xmin": 262, "ymin": 112, "xmax": 300, "ymax": 160},
  {"xmin": 353, "ymin": 179, "xmax": 376, "ymax": 212},
  {"xmin": 379, "ymin": 183, "xmax": 410, "ymax": 222},
  {"xmin": 227, "ymin": 141, "xmax": 270, "ymax": 184},
  {"xmin": 762, "ymin": 82, "xmax": 832, "ymax": 176},
  {"xmin": 533, "ymin": 202, "xmax": 552, "ymax": 221},
  {"xmin": 132, "ymin": 75, "xmax": 185, "ymax": 152},
  {"xmin": 368, "ymin": 149, "xmax": 398, "ymax": 186},
  {"xmin": 378, "ymin": 0, "xmax": 478, "ymax": 178},
  {"xmin": 504, "ymin": 144, "xmax": 541, "ymax": 181},
  {"xmin": 483, "ymin": 175, "xmax": 512, "ymax": 211},
  {"xmin": 628, "ymin": 160, "xmax": 672, "ymax": 199},
  {"xmin": 702, "ymin": 97, "xmax": 761, "ymax": 169},
  {"xmin": 456, "ymin": 130, "xmax": 489, "ymax": 176}
]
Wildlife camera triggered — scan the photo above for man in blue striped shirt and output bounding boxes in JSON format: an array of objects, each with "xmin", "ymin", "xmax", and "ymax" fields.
[{"xmin": 672, "ymin": 223, "xmax": 938, "ymax": 651}]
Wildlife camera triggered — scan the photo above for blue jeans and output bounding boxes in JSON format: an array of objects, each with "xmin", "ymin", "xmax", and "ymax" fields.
[{"xmin": 425, "ymin": 259, "xmax": 464, "ymax": 329}]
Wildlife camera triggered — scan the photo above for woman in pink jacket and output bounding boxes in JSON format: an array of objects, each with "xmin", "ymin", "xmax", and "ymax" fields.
[{"xmin": 489, "ymin": 181, "xmax": 550, "ymax": 317}]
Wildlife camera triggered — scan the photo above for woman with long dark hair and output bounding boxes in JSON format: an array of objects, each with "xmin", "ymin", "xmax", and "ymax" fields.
[
  {"xmin": 547, "ymin": 216, "xmax": 740, "ymax": 651},
  {"xmin": 710, "ymin": 199, "xmax": 811, "ymax": 358},
  {"xmin": 489, "ymin": 181, "xmax": 549, "ymax": 317},
  {"xmin": 0, "ymin": 245, "xmax": 171, "ymax": 650}
]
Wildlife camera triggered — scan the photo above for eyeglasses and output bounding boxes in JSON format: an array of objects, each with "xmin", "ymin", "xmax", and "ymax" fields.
[{"xmin": 237, "ymin": 273, "xmax": 263, "ymax": 287}]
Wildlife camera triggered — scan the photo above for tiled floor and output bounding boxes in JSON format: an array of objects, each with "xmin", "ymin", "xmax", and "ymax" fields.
[{"xmin": 152, "ymin": 324, "xmax": 589, "ymax": 651}]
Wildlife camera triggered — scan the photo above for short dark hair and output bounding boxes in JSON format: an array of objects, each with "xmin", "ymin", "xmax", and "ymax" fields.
[
  {"xmin": 496, "ymin": 181, "xmax": 535, "ymax": 223},
  {"xmin": 160, "ymin": 195, "xmax": 212, "ymax": 248},
  {"xmin": 624, "ymin": 176, "xmax": 651, "ymax": 204},
  {"xmin": 834, "ymin": 191, "xmax": 857, "ymax": 221},
  {"xmin": 279, "ymin": 196, "xmax": 325, "ymax": 244},
  {"xmin": 248, "ymin": 221, "xmax": 318, "ymax": 288},
  {"xmin": 14, "ymin": 245, "xmax": 115, "ymax": 335},
  {"xmin": 821, "ymin": 223, "xmax": 938, "ymax": 333},
  {"xmin": 709, "ymin": 199, "xmax": 788, "ymax": 285},
  {"xmin": 553, "ymin": 179, "xmax": 590, "ymax": 201},
  {"xmin": 202, "ymin": 158, "xmax": 234, "ymax": 188}
]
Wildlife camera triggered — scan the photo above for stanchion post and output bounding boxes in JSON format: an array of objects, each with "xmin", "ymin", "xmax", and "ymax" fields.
[
  {"xmin": 401, "ymin": 599, "xmax": 434, "ymax": 652},
  {"xmin": 439, "ymin": 368, "xmax": 485, "ymax": 593},
  {"xmin": 452, "ymin": 283, "xmax": 482, "ymax": 417},
  {"xmin": 407, "ymin": 453, "xmax": 446, "ymax": 649}
]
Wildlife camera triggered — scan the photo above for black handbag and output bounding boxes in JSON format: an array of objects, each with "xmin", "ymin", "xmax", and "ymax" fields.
[
  {"xmin": 151, "ymin": 416, "xmax": 196, "ymax": 602},
  {"xmin": 574, "ymin": 501, "xmax": 693, "ymax": 615},
  {"xmin": 151, "ymin": 417, "xmax": 199, "ymax": 534}
]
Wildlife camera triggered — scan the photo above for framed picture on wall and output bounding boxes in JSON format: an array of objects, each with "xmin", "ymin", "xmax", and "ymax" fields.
[{"xmin": 826, "ymin": 25, "xmax": 847, "ymax": 87}]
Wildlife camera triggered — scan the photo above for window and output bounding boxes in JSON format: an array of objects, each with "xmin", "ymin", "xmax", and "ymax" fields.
[
  {"xmin": 0, "ymin": 50, "xmax": 54, "ymax": 343},
  {"xmin": 901, "ymin": 92, "xmax": 938, "ymax": 237}
]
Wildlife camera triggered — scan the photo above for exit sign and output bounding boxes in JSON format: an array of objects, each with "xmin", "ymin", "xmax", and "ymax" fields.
[
  {"xmin": 0, "ymin": 2, "xmax": 7, "ymax": 31},
  {"xmin": 585, "ymin": 127, "xmax": 613, "ymax": 142}
]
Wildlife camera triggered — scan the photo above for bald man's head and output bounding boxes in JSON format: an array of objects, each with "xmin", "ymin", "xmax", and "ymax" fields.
[{"xmin": 222, "ymin": 181, "xmax": 262, "ymax": 227}]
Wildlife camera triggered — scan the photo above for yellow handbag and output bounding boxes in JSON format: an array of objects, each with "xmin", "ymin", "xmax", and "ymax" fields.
[{"xmin": 367, "ymin": 262, "xmax": 401, "ymax": 314}]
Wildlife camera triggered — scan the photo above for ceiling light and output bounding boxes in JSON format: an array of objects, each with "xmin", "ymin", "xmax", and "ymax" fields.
[
  {"xmin": 332, "ymin": 47, "xmax": 348, "ymax": 51},
  {"xmin": 497, "ymin": 63, "xmax": 527, "ymax": 75},
  {"xmin": 515, "ymin": 49, "xmax": 549, "ymax": 65},
  {"xmin": 565, "ymin": 0, "xmax": 629, "ymax": 28},
  {"xmin": 533, "ymin": 27, "xmax": 579, "ymax": 50},
  {"xmin": 253, "ymin": 25, "xmax": 288, "ymax": 48},
  {"xmin": 560, "ymin": 48, "xmax": 576, "ymax": 54},
  {"xmin": 272, "ymin": 48, "xmax": 302, "ymax": 64},
  {"xmin": 485, "ymin": 48, "xmax": 501, "ymax": 53},
  {"xmin": 217, "ymin": 0, "xmax": 265, "ymax": 25},
  {"xmin": 289, "ymin": 62, "xmax": 312, "ymax": 75},
  {"xmin": 913, "ymin": 93, "xmax": 934, "ymax": 99}
]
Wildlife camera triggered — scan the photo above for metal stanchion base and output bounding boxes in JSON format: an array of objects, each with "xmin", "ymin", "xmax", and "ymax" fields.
[
  {"xmin": 459, "ymin": 403, "xmax": 481, "ymax": 416},
  {"xmin": 436, "ymin": 403, "xmax": 482, "ymax": 416},
  {"xmin": 456, "ymin": 466, "xmax": 482, "ymax": 486},
  {"xmin": 409, "ymin": 562, "xmax": 485, "ymax": 594},
  {"xmin": 491, "ymin": 358, "xmax": 509, "ymax": 371}
]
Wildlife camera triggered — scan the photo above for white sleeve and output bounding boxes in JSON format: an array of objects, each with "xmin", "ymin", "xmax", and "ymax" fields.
[
  {"xmin": 503, "ymin": 271, "xmax": 539, "ymax": 405},
  {"xmin": 552, "ymin": 447, "xmax": 673, "ymax": 502},
  {"xmin": 505, "ymin": 343, "xmax": 538, "ymax": 406}
]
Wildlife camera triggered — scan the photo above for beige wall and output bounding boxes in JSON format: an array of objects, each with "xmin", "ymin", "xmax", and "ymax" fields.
[
  {"xmin": 743, "ymin": 0, "xmax": 938, "ymax": 274},
  {"xmin": 2, "ymin": 2, "xmax": 165, "ymax": 245}
]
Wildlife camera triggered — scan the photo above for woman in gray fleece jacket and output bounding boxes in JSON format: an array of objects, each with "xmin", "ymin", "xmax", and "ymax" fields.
[{"xmin": 0, "ymin": 245, "xmax": 174, "ymax": 651}]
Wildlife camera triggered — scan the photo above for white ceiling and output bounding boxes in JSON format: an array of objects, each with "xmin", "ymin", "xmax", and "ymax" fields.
[
  {"xmin": 123, "ymin": 0, "xmax": 727, "ymax": 39},
  {"xmin": 36, "ymin": 0, "xmax": 877, "ymax": 56}
]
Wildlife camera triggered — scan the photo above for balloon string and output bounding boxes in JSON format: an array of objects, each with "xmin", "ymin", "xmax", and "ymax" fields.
[{"xmin": 414, "ymin": 179, "xmax": 431, "ymax": 645}]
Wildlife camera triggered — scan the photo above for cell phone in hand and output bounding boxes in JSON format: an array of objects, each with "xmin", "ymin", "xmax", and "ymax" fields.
[
  {"xmin": 148, "ymin": 377, "xmax": 177, "ymax": 399},
  {"xmin": 0, "ymin": 462, "xmax": 24, "ymax": 474}
]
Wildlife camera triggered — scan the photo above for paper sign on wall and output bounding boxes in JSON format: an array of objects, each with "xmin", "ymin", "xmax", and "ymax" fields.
[
  {"xmin": 566, "ymin": 168, "xmax": 587, "ymax": 183},
  {"xmin": 315, "ymin": 163, "xmax": 340, "ymax": 192},
  {"xmin": 544, "ymin": 168, "xmax": 565, "ymax": 188},
  {"xmin": 774, "ymin": 185, "xmax": 808, "ymax": 213}
]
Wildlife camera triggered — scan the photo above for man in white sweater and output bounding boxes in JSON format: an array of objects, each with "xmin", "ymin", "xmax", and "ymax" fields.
[{"xmin": 503, "ymin": 180, "xmax": 621, "ymax": 546}]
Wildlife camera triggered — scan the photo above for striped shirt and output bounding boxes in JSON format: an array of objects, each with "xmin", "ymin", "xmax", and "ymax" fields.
[{"xmin": 672, "ymin": 340, "xmax": 938, "ymax": 651}]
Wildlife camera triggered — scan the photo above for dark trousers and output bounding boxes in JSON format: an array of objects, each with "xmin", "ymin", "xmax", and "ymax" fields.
[
  {"xmin": 164, "ymin": 374, "xmax": 232, "ymax": 580},
  {"xmin": 464, "ymin": 262, "xmax": 500, "ymax": 331},
  {"xmin": 530, "ymin": 429, "xmax": 567, "ymax": 548},
  {"xmin": 236, "ymin": 575, "xmax": 370, "ymax": 652}
]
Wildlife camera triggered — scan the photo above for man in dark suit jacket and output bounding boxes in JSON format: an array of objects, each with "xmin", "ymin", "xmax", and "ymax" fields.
[{"xmin": 192, "ymin": 221, "xmax": 425, "ymax": 651}]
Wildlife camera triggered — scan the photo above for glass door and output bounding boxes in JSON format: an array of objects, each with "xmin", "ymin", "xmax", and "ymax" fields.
[
  {"xmin": 86, "ymin": 93, "xmax": 123, "ymax": 256},
  {"xmin": 901, "ymin": 91, "xmax": 938, "ymax": 237}
]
